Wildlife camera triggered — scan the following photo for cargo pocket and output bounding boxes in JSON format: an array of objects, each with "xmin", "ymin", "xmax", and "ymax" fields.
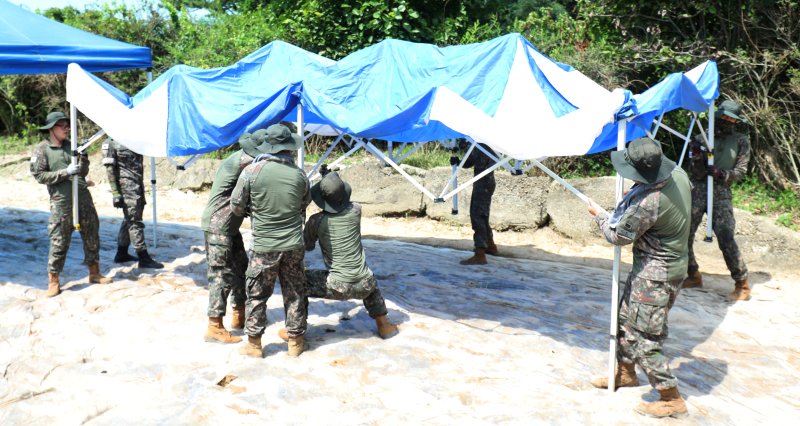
[
  {"xmin": 627, "ymin": 287, "xmax": 670, "ymax": 336},
  {"xmin": 207, "ymin": 245, "xmax": 231, "ymax": 269}
]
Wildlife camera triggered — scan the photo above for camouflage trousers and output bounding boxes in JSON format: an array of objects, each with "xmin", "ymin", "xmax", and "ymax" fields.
[
  {"xmin": 47, "ymin": 192, "xmax": 100, "ymax": 273},
  {"xmin": 688, "ymin": 181, "xmax": 748, "ymax": 281},
  {"xmin": 470, "ymin": 181, "xmax": 495, "ymax": 248},
  {"xmin": 244, "ymin": 248, "xmax": 307, "ymax": 338},
  {"xmin": 617, "ymin": 274, "xmax": 682, "ymax": 390},
  {"xmin": 117, "ymin": 191, "xmax": 146, "ymax": 252},
  {"xmin": 306, "ymin": 269, "xmax": 388, "ymax": 318},
  {"xmin": 205, "ymin": 232, "xmax": 247, "ymax": 317}
]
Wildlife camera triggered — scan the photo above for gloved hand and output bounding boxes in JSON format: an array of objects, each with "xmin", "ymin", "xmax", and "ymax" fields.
[
  {"xmin": 113, "ymin": 195, "xmax": 125, "ymax": 208},
  {"xmin": 449, "ymin": 156, "xmax": 460, "ymax": 166},
  {"xmin": 66, "ymin": 163, "xmax": 80, "ymax": 175},
  {"xmin": 706, "ymin": 165, "xmax": 725, "ymax": 181}
]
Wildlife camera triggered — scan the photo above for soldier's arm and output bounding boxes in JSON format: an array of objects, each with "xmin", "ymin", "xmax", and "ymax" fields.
[
  {"xmin": 230, "ymin": 169, "xmax": 252, "ymax": 217},
  {"xmin": 103, "ymin": 142, "xmax": 122, "ymax": 196},
  {"xmin": 463, "ymin": 148, "xmax": 476, "ymax": 169},
  {"xmin": 725, "ymin": 134, "xmax": 751, "ymax": 185},
  {"xmin": 300, "ymin": 176, "xmax": 312, "ymax": 222},
  {"xmin": 78, "ymin": 152, "xmax": 90, "ymax": 178},
  {"xmin": 303, "ymin": 212, "xmax": 323, "ymax": 251},
  {"xmin": 686, "ymin": 138, "xmax": 707, "ymax": 179},
  {"xmin": 594, "ymin": 193, "xmax": 658, "ymax": 246},
  {"xmin": 29, "ymin": 144, "xmax": 68, "ymax": 185}
]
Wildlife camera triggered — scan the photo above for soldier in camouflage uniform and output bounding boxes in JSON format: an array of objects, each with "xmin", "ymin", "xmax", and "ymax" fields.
[
  {"xmin": 460, "ymin": 142, "xmax": 498, "ymax": 265},
  {"xmin": 275, "ymin": 171, "xmax": 398, "ymax": 342},
  {"xmin": 587, "ymin": 138, "xmax": 691, "ymax": 419},
  {"xmin": 231, "ymin": 124, "xmax": 311, "ymax": 358},
  {"xmin": 30, "ymin": 111, "xmax": 112, "ymax": 297},
  {"xmin": 682, "ymin": 100, "xmax": 751, "ymax": 301},
  {"xmin": 103, "ymin": 139, "xmax": 163, "ymax": 269},
  {"xmin": 201, "ymin": 132, "xmax": 269, "ymax": 344}
]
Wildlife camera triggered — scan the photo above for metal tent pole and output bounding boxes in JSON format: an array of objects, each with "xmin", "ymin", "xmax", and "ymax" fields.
[
  {"xmin": 705, "ymin": 101, "xmax": 715, "ymax": 242},
  {"xmin": 608, "ymin": 120, "xmax": 627, "ymax": 391},
  {"xmin": 297, "ymin": 102, "xmax": 305, "ymax": 170},
  {"xmin": 147, "ymin": 71, "xmax": 158, "ymax": 248},
  {"xmin": 70, "ymin": 104, "xmax": 79, "ymax": 231}
]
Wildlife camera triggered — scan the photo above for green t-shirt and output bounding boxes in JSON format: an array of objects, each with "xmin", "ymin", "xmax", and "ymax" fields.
[
  {"xmin": 201, "ymin": 150, "xmax": 253, "ymax": 235},
  {"xmin": 304, "ymin": 203, "xmax": 371, "ymax": 283},
  {"xmin": 30, "ymin": 140, "xmax": 89, "ymax": 208}
]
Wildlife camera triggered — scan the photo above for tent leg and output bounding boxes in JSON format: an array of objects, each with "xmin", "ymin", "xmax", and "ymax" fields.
[
  {"xmin": 608, "ymin": 120, "xmax": 627, "ymax": 391},
  {"xmin": 70, "ymin": 104, "xmax": 79, "ymax": 231},
  {"xmin": 297, "ymin": 102, "xmax": 305, "ymax": 170},
  {"xmin": 705, "ymin": 101, "xmax": 715, "ymax": 242},
  {"xmin": 150, "ymin": 156, "xmax": 158, "ymax": 249}
]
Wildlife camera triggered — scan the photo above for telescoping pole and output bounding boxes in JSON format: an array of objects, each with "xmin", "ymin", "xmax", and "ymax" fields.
[
  {"xmin": 297, "ymin": 102, "xmax": 305, "ymax": 170},
  {"xmin": 705, "ymin": 101, "xmax": 715, "ymax": 242},
  {"xmin": 608, "ymin": 120, "xmax": 627, "ymax": 391},
  {"xmin": 70, "ymin": 104, "xmax": 80, "ymax": 231},
  {"xmin": 147, "ymin": 71, "xmax": 158, "ymax": 248}
]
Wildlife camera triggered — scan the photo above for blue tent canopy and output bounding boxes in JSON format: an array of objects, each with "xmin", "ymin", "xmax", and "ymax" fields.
[{"xmin": 0, "ymin": 0, "xmax": 152, "ymax": 74}]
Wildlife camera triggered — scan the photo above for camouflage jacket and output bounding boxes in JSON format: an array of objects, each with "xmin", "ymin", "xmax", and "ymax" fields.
[
  {"xmin": 304, "ymin": 202, "xmax": 371, "ymax": 283},
  {"xmin": 463, "ymin": 143, "xmax": 496, "ymax": 187},
  {"xmin": 594, "ymin": 167, "xmax": 692, "ymax": 281},
  {"xmin": 103, "ymin": 139, "xmax": 144, "ymax": 198},
  {"xmin": 201, "ymin": 149, "xmax": 255, "ymax": 235},
  {"xmin": 30, "ymin": 139, "xmax": 90, "ymax": 208},
  {"xmin": 687, "ymin": 130, "xmax": 750, "ymax": 186}
]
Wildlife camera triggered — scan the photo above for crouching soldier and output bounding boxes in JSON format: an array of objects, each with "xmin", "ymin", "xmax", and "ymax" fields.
[
  {"xmin": 231, "ymin": 124, "xmax": 311, "ymax": 358},
  {"xmin": 103, "ymin": 139, "xmax": 163, "ymax": 269},
  {"xmin": 277, "ymin": 170, "xmax": 398, "ymax": 341},
  {"xmin": 587, "ymin": 138, "xmax": 691, "ymax": 419},
  {"xmin": 30, "ymin": 111, "xmax": 111, "ymax": 297}
]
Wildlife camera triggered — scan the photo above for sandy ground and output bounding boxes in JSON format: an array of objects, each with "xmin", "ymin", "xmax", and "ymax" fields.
[{"xmin": 1, "ymin": 174, "xmax": 799, "ymax": 424}]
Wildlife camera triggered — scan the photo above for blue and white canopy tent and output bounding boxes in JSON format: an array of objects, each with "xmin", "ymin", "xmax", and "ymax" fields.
[
  {"xmin": 66, "ymin": 33, "xmax": 720, "ymax": 389},
  {"xmin": 0, "ymin": 0, "xmax": 154, "ymax": 243}
]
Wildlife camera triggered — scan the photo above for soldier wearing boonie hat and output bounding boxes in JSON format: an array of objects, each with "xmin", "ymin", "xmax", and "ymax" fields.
[
  {"xmin": 682, "ymin": 99, "xmax": 751, "ymax": 301},
  {"xmin": 586, "ymin": 137, "xmax": 692, "ymax": 419},
  {"xmin": 30, "ymin": 111, "xmax": 111, "ymax": 297}
]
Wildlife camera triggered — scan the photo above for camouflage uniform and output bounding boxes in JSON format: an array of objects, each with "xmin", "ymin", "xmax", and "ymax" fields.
[
  {"xmin": 30, "ymin": 140, "xmax": 100, "ymax": 273},
  {"xmin": 231, "ymin": 153, "xmax": 311, "ymax": 338},
  {"xmin": 685, "ymin": 131, "xmax": 750, "ymax": 281},
  {"xmin": 200, "ymin": 150, "xmax": 255, "ymax": 317},
  {"xmin": 463, "ymin": 144, "xmax": 496, "ymax": 248},
  {"xmin": 594, "ymin": 167, "xmax": 691, "ymax": 390},
  {"xmin": 103, "ymin": 140, "xmax": 147, "ymax": 251},
  {"xmin": 304, "ymin": 203, "xmax": 388, "ymax": 318}
]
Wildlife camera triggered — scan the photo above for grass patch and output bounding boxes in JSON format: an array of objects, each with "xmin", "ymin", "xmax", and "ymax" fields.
[
  {"xmin": 732, "ymin": 176, "xmax": 800, "ymax": 231},
  {"xmin": 0, "ymin": 135, "xmax": 35, "ymax": 155},
  {"xmin": 398, "ymin": 144, "xmax": 453, "ymax": 169}
]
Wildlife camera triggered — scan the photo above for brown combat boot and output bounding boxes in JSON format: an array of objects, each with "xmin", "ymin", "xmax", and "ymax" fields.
[
  {"xmin": 277, "ymin": 328, "xmax": 289, "ymax": 342},
  {"xmin": 46, "ymin": 272, "xmax": 61, "ymax": 297},
  {"xmin": 205, "ymin": 317, "xmax": 242, "ymax": 344},
  {"xmin": 486, "ymin": 240, "xmax": 499, "ymax": 256},
  {"xmin": 88, "ymin": 263, "xmax": 112, "ymax": 284},
  {"xmin": 375, "ymin": 314, "xmax": 399, "ymax": 339},
  {"xmin": 287, "ymin": 335, "xmax": 305, "ymax": 357},
  {"xmin": 634, "ymin": 387, "xmax": 688, "ymax": 418},
  {"xmin": 728, "ymin": 279, "xmax": 751, "ymax": 301},
  {"xmin": 460, "ymin": 248, "xmax": 488, "ymax": 265},
  {"xmin": 682, "ymin": 270, "xmax": 702, "ymax": 289},
  {"xmin": 239, "ymin": 335, "xmax": 262, "ymax": 358},
  {"xmin": 590, "ymin": 361, "xmax": 640, "ymax": 389},
  {"xmin": 230, "ymin": 306, "xmax": 245, "ymax": 330}
]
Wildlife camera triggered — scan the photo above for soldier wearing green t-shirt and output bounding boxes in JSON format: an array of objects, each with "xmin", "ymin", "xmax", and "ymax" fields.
[
  {"xmin": 276, "ymin": 171, "xmax": 398, "ymax": 342},
  {"xmin": 231, "ymin": 124, "xmax": 311, "ymax": 358},
  {"xmin": 587, "ymin": 137, "xmax": 691, "ymax": 419},
  {"xmin": 200, "ymin": 131, "xmax": 271, "ymax": 344},
  {"xmin": 30, "ymin": 111, "xmax": 112, "ymax": 297}
]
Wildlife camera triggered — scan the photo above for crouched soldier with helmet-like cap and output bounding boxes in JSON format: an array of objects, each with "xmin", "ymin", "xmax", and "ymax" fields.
[
  {"xmin": 200, "ymin": 131, "xmax": 271, "ymax": 344},
  {"xmin": 275, "ymin": 170, "xmax": 398, "ymax": 342},
  {"xmin": 103, "ymin": 139, "xmax": 163, "ymax": 269},
  {"xmin": 30, "ymin": 111, "xmax": 112, "ymax": 297},
  {"xmin": 682, "ymin": 99, "xmax": 751, "ymax": 301},
  {"xmin": 231, "ymin": 124, "xmax": 311, "ymax": 358},
  {"xmin": 586, "ymin": 137, "xmax": 691, "ymax": 419}
]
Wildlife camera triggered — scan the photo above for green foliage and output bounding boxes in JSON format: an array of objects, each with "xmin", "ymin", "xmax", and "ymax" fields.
[
  {"xmin": 400, "ymin": 144, "xmax": 453, "ymax": 169},
  {"xmin": 732, "ymin": 176, "xmax": 800, "ymax": 230}
]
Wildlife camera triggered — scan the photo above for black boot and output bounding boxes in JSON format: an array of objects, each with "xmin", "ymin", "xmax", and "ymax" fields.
[
  {"xmin": 114, "ymin": 246, "xmax": 138, "ymax": 263},
  {"xmin": 137, "ymin": 250, "xmax": 164, "ymax": 269}
]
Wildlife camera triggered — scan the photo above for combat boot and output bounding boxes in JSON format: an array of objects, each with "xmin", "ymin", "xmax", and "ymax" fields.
[
  {"xmin": 88, "ymin": 263, "xmax": 112, "ymax": 284},
  {"xmin": 460, "ymin": 248, "xmax": 488, "ymax": 265},
  {"xmin": 239, "ymin": 335, "xmax": 262, "ymax": 358},
  {"xmin": 287, "ymin": 335, "xmax": 305, "ymax": 357},
  {"xmin": 46, "ymin": 272, "xmax": 61, "ymax": 297},
  {"xmin": 137, "ymin": 250, "xmax": 164, "ymax": 269},
  {"xmin": 114, "ymin": 246, "xmax": 138, "ymax": 263},
  {"xmin": 590, "ymin": 361, "xmax": 639, "ymax": 389},
  {"xmin": 205, "ymin": 317, "xmax": 242, "ymax": 344},
  {"xmin": 375, "ymin": 314, "xmax": 399, "ymax": 339},
  {"xmin": 277, "ymin": 328, "xmax": 289, "ymax": 342},
  {"xmin": 486, "ymin": 240, "xmax": 499, "ymax": 256},
  {"xmin": 634, "ymin": 386, "xmax": 688, "ymax": 418},
  {"xmin": 728, "ymin": 279, "xmax": 751, "ymax": 301},
  {"xmin": 682, "ymin": 270, "xmax": 703, "ymax": 289},
  {"xmin": 230, "ymin": 306, "xmax": 245, "ymax": 330}
]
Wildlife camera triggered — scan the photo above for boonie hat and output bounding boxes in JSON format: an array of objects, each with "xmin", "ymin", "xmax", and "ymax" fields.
[
  {"xmin": 39, "ymin": 111, "xmax": 68, "ymax": 130},
  {"xmin": 258, "ymin": 124, "xmax": 303, "ymax": 154},
  {"xmin": 714, "ymin": 100, "xmax": 748, "ymax": 124},
  {"xmin": 610, "ymin": 137, "xmax": 676, "ymax": 184},
  {"xmin": 311, "ymin": 171, "xmax": 352, "ymax": 214}
]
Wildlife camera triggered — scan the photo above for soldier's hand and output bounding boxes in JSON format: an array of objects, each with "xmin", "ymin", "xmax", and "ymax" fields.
[
  {"xmin": 66, "ymin": 163, "xmax": 80, "ymax": 175},
  {"xmin": 113, "ymin": 195, "xmax": 125, "ymax": 208},
  {"xmin": 705, "ymin": 165, "xmax": 724, "ymax": 180},
  {"xmin": 449, "ymin": 155, "xmax": 460, "ymax": 166}
]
